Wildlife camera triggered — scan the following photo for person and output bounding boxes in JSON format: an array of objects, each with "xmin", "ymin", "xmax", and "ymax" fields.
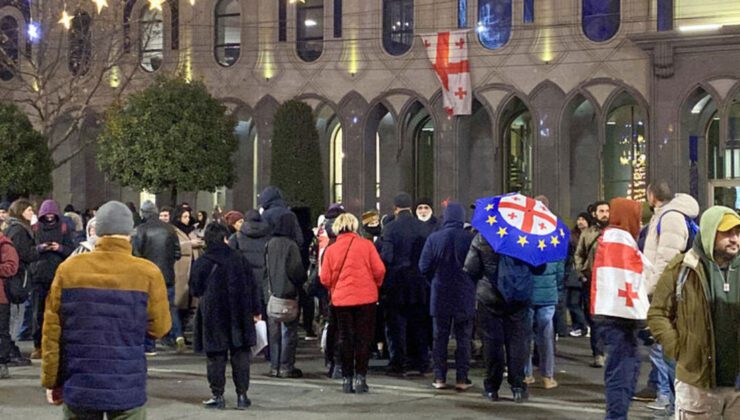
[
  {"xmin": 292, "ymin": 206, "xmax": 317, "ymax": 341},
  {"xmin": 320, "ymin": 213, "xmax": 385, "ymax": 393},
  {"xmin": 415, "ymin": 198, "xmax": 439, "ymax": 239},
  {"xmin": 265, "ymin": 212, "xmax": 306, "ymax": 378},
  {"xmin": 566, "ymin": 213, "xmax": 590, "ymax": 338},
  {"xmin": 575, "ymin": 200, "xmax": 610, "ymax": 367},
  {"xmin": 3, "ymin": 199, "xmax": 38, "ymax": 366},
  {"xmin": 419, "ymin": 202, "xmax": 475, "ymax": 391},
  {"xmin": 190, "ymin": 223, "xmax": 261, "ymax": 410},
  {"xmin": 318, "ymin": 203, "xmax": 347, "ymax": 377},
  {"xmin": 126, "ymin": 201, "xmax": 143, "ymax": 227},
  {"xmin": 0, "ymin": 229, "xmax": 19, "ymax": 379},
  {"xmin": 70, "ymin": 217, "xmax": 97, "ymax": 256},
  {"xmin": 361, "ymin": 210, "xmax": 382, "ymax": 242},
  {"xmin": 259, "ymin": 186, "xmax": 304, "ymax": 247},
  {"xmin": 464, "ymin": 230, "xmax": 535, "ymax": 403},
  {"xmin": 638, "ymin": 181, "xmax": 700, "ymax": 412},
  {"xmin": 648, "ymin": 206, "xmax": 740, "ymax": 419},
  {"xmin": 41, "ymin": 201, "xmax": 171, "ymax": 418},
  {"xmin": 230, "ymin": 210, "xmax": 271, "ymax": 309},
  {"xmin": 31, "ymin": 199, "xmax": 74, "ymax": 359},
  {"xmin": 224, "ymin": 211, "xmax": 245, "ymax": 235},
  {"xmin": 0, "ymin": 201, "xmax": 10, "ymax": 231},
  {"xmin": 159, "ymin": 206, "xmax": 173, "ymax": 224},
  {"xmin": 172, "ymin": 206, "xmax": 203, "ymax": 352},
  {"xmin": 380, "ymin": 192, "xmax": 430, "ymax": 376},
  {"xmin": 590, "ymin": 198, "xmax": 649, "ymax": 420},
  {"xmin": 195, "ymin": 211, "xmax": 209, "ymax": 237},
  {"xmin": 132, "ymin": 200, "xmax": 181, "ymax": 355}
]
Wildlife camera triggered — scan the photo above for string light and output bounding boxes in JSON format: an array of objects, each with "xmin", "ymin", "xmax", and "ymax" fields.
[
  {"xmin": 148, "ymin": 0, "xmax": 165, "ymax": 11},
  {"xmin": 59, "ymin": 10, "xmax": 73, "ymax": 30},
  {"xmin": 92, "ymin": 0, "xmax": 108, "ymax": 14}
]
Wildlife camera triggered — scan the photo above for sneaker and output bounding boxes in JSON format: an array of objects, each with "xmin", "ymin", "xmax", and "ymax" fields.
[
  {"xmin": 0, "ymin": 364, "xmax": 9, "ymax": 379},
  {"xmin": 176, "ymin": 337, "xmax": 186, "ymax": 354},
  {"xmin": 590, "ymin": 355, "xmax": 605, "ymax": 368},
  {"xmin": 524, "ymin": 375, "xmax": 536, "ymax": 384},
  {"xmin": 632, "ymin": 386, "xmax": 658, "ymax": 402},
  {"xmin": 279, "ymin": 368, "xmax": 303, "ymax": 378},
  {"xmin": 202, "ymin": 395, "xmax": 225, "ymax": 410},
  {"xmin": 30, "ymin": 348, "xmax": 41, "ymax": 360},
  {"xmin": 569, "ymin": 329, "xmax": 583, "ymax": 337},
  {"xmin": 145, "ymin": 351, "xmax": 157, "ymax": 357},
  {"xmin": 8, "ymin": 356, "xmax": 31, "ymax": 367},
  {"xmin": 647, "ymin": 394, "xmax": 671, "ymax": 411},
  {"xmin": 305, "ymin": 332, "xmax": 318, "ymax": 341},
  {"xmin": 236, "ymin": 393, "xmax": 251, "ymax": 410},
  {"xmin": 269, "ymin": 369, "xmax": 279, "ymax": 377},
  {"xmin": 432, "ymin": 379, "xmax": 447, "ymax": 389},
  {"xmin": 543, "ymin": 377, "xmax": 558, "ymax": 389},
  {"xmin": 455, "ymin": 379, "xmax": 473, "ymax": 391},
  {"xmin": 512, "ymin": 388, "xmax": 529, "ymax": 403},
  {"xmin": 586, "ymin": 327, "xmax": 591, "ymax": 338}
]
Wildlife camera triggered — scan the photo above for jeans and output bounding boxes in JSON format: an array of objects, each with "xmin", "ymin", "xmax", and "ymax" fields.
[
  {"xmin": 525, "ymin": 305, "xmax": 556, "ymax": 378},
  {"xmin": 62, "ymin": 405, "xmax": 145, "ymax": 420},
  {"xmin": 583, "ymin": 282, "xmax": 604, "ymax": 357},
  {"xmin": 335, "ymin": 303, "xmax": 376, "ymax": 377},
  {"xmin": 602, "ymin": 321, "xmax": 641, "ymax": 420},
  {"xmin": 10, "ymin": 300, "xmax": 29, "ymax": 341},
  {"xmin": 432, "ymin": 315, "xmax": 473, "ymax": 382},
  {"xmin": 566, "ymin": 287, "xmax": 587, "ymax": 332},
  {"xmin": 0, "ymin": 304, "xmax": 10, "ymax": 363},
  {"xmin": 32, "ymin": 283, "xmax": 50, "ymax": 348},
  {"xmin": 268, "ymin": 315, "xmax": 299, "ymax": 373},
  {"xmin": 478, "ymin": 303, "xmax": 531, "ymax": 394},
  {"xmin": 385, "ymin": 304, "xmax": 430, "ymax": 372},
  {"xmin": 649, "ymin": 343, "xmax": 676, "ymax": 408},
  {"xmin": 206, "ymin": 347, "xmax": 251, "ymax": 396},
  {"xmin": 167, "ymin": 286, "xmax": 183, "ymax": 340}
]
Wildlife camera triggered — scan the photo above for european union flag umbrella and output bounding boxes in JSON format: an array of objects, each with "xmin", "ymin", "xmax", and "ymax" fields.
[{"xmin": 471, "ymin": 193, "xmax": 570, "ymax": 267}]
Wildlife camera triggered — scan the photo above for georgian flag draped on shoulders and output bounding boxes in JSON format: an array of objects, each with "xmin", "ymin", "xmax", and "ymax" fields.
[
  {"xmin": 591, "ymin": 227, "xmax": 653, "ymax": 320},
  {"xmin": 421, "ymin": 30, "xmax": 472, "ymax": 116}
]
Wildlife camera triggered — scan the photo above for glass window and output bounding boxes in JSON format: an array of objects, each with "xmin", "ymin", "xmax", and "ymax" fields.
[
  {"xmin": 215, "ymin": 0, "xmax": 241, "ymax": 67},
  {"xmin": 478, "ymin": 0, "xmax": 512, "ymax": 50},
  {"xmin": 0, "ymin": 16, "xmax": 18, "ymax": 81},
  {"xmin": 69, "ymin": 11, "xmax": 92, "ymax": 76},
  {"xmin": 330, "ymin": 125, "xmax": 343, "ymax": 203},
  {"xmin": 657, "ymin": 0, "xmax": 673, "ymax": 31},
  {"xmin": 279, "ymin": 0, "xmax": 287, "ymax": 42},
  {"xmin": 296, "ymin": 0, "xmax": 324, "ymax": 62},
  {"xmin": 506, "ymin": 111, "xmax": 532, "ymax": 195},
  {"xmin": 140, "ymin": 8, "xmax": 164, "ymax": 72},
  {"xmin": 383, "ymin": 0, "xmax": 414, "ymax": 56},
  {"xmin": 604, "ymin": 103, "xmax": 648, "ymax": 201},
  {"xmin": 414, "ymin": 118, "xmax": 434, "ymax": 200},
  {"xmin": 582, "ymin": 0, "xmax": 620, "ymax": 42},
  {"xmin": 458, "ymin": 0, "xmax": 468, "ymax": 28},
  {"xmin": 334, "ymin": 0, "xmax": 342, "ymax": 38},
  {"xmin": 524, "ymin": 0, "xmax": 534, "ymax": 23}
]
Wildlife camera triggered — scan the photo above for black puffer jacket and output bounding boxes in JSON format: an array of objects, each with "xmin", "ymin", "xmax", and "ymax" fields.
[
  {"xmin": 265, "ymin": 213, "xmax": 306, "ymax": 299},
  {"xmin": 4, "ymin": 218, "xmax": 39, "ymax": 276},
  {"xmin": 229, "ymin": 210, "xmax": 271, "ymax": 301},
  {"xmin": 33, "ymin": 218, "xmax": 74, "ymax": 285},
  {"xmin": 132, "ymin": 217, "xmax": 181, "ymax": 287}
]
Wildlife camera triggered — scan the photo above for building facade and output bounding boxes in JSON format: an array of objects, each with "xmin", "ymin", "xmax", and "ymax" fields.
[{"xmin": 3, "ymin": 0, "xmax": 740, "ymax": 218}]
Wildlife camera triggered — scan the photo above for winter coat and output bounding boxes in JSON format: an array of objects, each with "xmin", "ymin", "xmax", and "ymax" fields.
[
  {"xmin": 575, "ymin": 225, "xmax": 604, "ymax": 280},
  {"xmin": 320, "ymin": 232, "xmax": 385, "ymax": 307},
  {"xmin": 190, "ymin": 243, "xmax": 261, "ymax": 353},
  {"xmin": 379, "ymin": 210, "xmax": 429, "ymax": 306},
  {"xmin": 132, "ymin": 217, "xmax": 181, "ymax": 287},
  {"xmin": 643, "ymin": 193, "xmax": 700, "ymax": 295},
  {"xmin": 3, "ymin": 218, "xmax": 39, "ymax": 281},
  {"xmin": 41, "ymin": 237, "xmax": 171, "ymax": 411},
  {"xmin": 259, "ymin": 186, "xmax": 304, "ymax": 247},
  {"xmin": 419, "ymin": 204, "xmax": 475, "ymax": 319},
  {"xmin": 229, "ymin": 213, "xmax": 271, "ymax": 302},
  {"xmin": 33, "ymin": 201, "xmax": 74, "ymax": 285},
  {"xmin": 565, "ymin": 233, "xmax": 582, "ymax": 289},
  {"xmin": 418, "ymin": 216, "xmax": 440, "ymax": 239},
  {"xmin": 531, "ymin": 261, "xmax": 565, "ymax": 306},
  {"xmin": 174, "ymin": 228, "xmax": 200, "ymax": 309},
  {"xmin": 265, "ymin": 235, "xmax": 306, "ymax": 299},
  {"xmin": 0, "ymin": 234, "xmax": 20, "ymax": 304}
]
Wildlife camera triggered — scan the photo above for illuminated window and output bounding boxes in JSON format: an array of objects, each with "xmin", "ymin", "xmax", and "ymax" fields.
[
  {"xmin": 69, "ymin": 11, "xmax": 92, "ymax": 76},
  {"xmin": 330, "ymin": 125, "xmax": 343, "ymax": 203},
  {"xmin": 297, "ymin": 0, "xmax": 323, "ymax": 62},
  {"xmin": 657, "ymin": 0, "xmax": 673, "ymax": 31},
  {"xmin": 524, "ymin": 0, "xmax": 534, "ymax": 23},
  {"xmin": 140, "ymin": 8, "xmax": 164, "ymax": 72},
  {"xmin": 215, "ymin": 0, "xmax": 241, "ymax": 67},
  {"xmin": 582, "ymin": 0, "xmax": 620, "ymax": 42},
  {"xmin": 603, "ymin": 98, "xmax": 647, "ymax": 201},
  {"xmin": 506, "ymin": 111, "xmax": 532, "ymax": 195},
  {"xmin": 478, "ymin": 0, "xmax": 512, "ymax": 50},
  {"xmin": 0, "ymin": 16, "xmax": 18, "ymax": 81},
  {"xmin": 458, "ymin": 0, "xmax": 467, "ymax": 28},
  {"xmin": 383, "ymin": 0, "xmax": 414, "ymax": 56},
  {"xmin": 279, "ymin": 0, "xmax": 287, "ymax": 42}
]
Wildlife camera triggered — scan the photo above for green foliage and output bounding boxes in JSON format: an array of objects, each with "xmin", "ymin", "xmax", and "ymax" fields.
[
  {"xmin": 0, "ymin": 102, "xmax": 54, "ymax": 197},
  {"xmin": 271, "ymin": 100, "xmax": 325, "ymax": 218},
  {"xmin": 97, "ymin": 76, "xmax": 237, "ymax": 197}
]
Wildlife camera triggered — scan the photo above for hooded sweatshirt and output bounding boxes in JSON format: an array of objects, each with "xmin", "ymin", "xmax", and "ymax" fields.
[
  {"xmin": 230, "ymin": 210, "xmax": 272, "ymax": 301},
  {"xmin": 34, "ymin": 200, "xmax": 74, "ymax": 284},
  {"xmin": 259, "ymin": 186, "xmax": 303, "ymax": 247},
  {"xmin": 265, "ymin": 212, "xmax": 306, "ymax": 299}
]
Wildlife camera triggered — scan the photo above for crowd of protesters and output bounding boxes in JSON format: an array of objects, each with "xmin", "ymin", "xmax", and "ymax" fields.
[{"xmin": 0, "ymin": 181, "xmax": 738, "ymax": 419}]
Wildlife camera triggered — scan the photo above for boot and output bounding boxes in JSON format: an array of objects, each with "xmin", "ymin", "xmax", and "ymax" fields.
[
  {"xmin": 236, "ymin": 393, "xmax": 251, "ymax": 410},
  {"xmin": 0, "ymin": 364, "xmax": 9, "ymax": 379},
  {"xmin": 202, "ymin": 395, "xmax": 225, "ymax": 409},
  {"xmin": 354, "ymin": 374, "xmax": 368, "ymax": 394},
  {"xmin": 342, "ymin": 377, "xmax": 355, "ymax": 393},
  {"xmin": 30, "ymin": 348, "xmax": 41, "ymax": 360},
  {"xmin": 512, "ymin": 388, "xmax": 529, "ymax": 403}
]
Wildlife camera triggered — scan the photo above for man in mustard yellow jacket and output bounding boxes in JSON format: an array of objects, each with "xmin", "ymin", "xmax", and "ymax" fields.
[{"xmin": 41, "ymin": 201, "xmax": 171, "ymax": 419}]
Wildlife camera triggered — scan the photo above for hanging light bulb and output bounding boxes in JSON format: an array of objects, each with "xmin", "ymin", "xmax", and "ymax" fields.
[
  {"xmin": 92, "ymin": 0, "xmax": 108, "ymax": 14},
  {"xmin": 59, "ymin": 10, "xmax": 73, "ymax": 30},
  {"xmin": 148, "ymin": 0, "xmax": 166, "ymax": 10}
]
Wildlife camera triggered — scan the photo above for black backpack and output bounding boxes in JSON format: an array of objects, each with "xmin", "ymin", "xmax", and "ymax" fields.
[{"xmin": 1, "ymin": 242, "xmax": 31, "ymax": 304}]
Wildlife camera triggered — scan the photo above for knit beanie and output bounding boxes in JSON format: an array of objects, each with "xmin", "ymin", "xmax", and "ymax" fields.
[
  {"xmin": 96, "ymin": 201, "xmax": 134, "ymax": 237},
  {"xmin": 394, "ymin": 192, "xmax": 413, "ymax": 209},
  {"xmin": 140, "ymin": 200, "xmax": 158, "ymax": 220},
  {"xmin": 224, "ymin": 210, "xmax": 245, "ymax": 227}
]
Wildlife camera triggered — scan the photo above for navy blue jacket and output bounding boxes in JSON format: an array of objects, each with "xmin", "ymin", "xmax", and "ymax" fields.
[
  {"xmin": 379, "ymin": 210, "xmax": 428, "ymax": 306},
  {"xmin": 419, "ymin": 204, "xmax": 475, "ymax": 319},
  {"xmin": 259, "ymin": 186, "xmax": 304, "ymax": 247}
]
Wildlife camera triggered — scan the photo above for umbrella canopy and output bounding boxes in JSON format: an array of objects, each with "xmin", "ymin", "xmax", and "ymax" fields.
[{"xmin": 471, "ymin": 193, "xmax": 569, "ymax": 267}]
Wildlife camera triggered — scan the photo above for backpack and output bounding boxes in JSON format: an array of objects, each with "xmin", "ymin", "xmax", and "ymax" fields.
[
  {"xmin": 656, "ymin": 210, "xmax": 699, "ymax": 253},
  {"xmin": 495, "ymin": 254, "xmax": 534, "ymax": 304},
  {"xmin": 0, "ymin": 242, "xmax": 31, "ymax": 304}
]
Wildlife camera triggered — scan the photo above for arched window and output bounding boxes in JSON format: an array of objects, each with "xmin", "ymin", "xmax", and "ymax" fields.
[
  {"xmin": 604, "ymin": 94, "xmax": 647, "ymax": 201},
  {"xmin": 383, "ymin": 0, "xmax": 413, "ymax": 56},
  {"xmin": 296, "ymin": 0, "xmax": 323, "ymax": 62},
  {"xmin": 215, "ymin": 0, "xmax": 241, "ymax": 66},
  {"xmin": 330, "ymin": 125, "xmax": 343, "ymax": 202},
  {"xmin": 69, "ymin": 11, "xmax": 92, "ymax": 76},
  {"xmin": 0, "ymin": 16, "xmax": 18, "ymax": 81},
  {"xmin": 657, "ymin": 0, "xmax": 673, "ymax": 31},
  {"xmin": 582, "ymin": 0, "xmax": 620, "ymax": 42},
  {"xmin": 478, "ymin": 0, "xmax": 512, "ymax": 50},
  {"xmin": 140, "ymin": 7, "xmax": 164, "ymax": 72}
]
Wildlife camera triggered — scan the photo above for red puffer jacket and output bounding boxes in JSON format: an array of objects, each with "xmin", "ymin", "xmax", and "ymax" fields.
[
  {"xmin": 320, "ymin": 232, "xmax": 385, "ymax": 307},
  {"xmin": 0, "ymin": 235, "xmax": 20, "ymax": 305}
]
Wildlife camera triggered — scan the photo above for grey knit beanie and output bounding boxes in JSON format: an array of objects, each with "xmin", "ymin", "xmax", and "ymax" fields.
[{"xmin": 95, "ymin": 201, "xmax": 134, "ymax": 237}]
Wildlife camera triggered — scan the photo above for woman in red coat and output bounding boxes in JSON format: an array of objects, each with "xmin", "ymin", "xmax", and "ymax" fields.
[{"xmin": 321, "ymin": 213, "xmax": 385, "ymax": 394}]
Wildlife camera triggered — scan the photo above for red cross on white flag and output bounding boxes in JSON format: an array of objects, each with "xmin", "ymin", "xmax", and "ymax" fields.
[{"xmin": 421, "ymin": 30, "xmax": 472, "ymax": 116}]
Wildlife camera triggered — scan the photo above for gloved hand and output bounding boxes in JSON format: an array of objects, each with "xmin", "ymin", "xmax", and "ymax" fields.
[{"xmin": 637, "ymin": 327, "xmax": 655, "ymax": 346}]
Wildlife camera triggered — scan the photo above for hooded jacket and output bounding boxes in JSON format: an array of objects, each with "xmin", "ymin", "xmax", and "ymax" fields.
[
  {"xmin": 643, "ymin": 193, "xmax": 700, "ymax": 294},
  {"xmin": 229, "ymin": 210, "xmax": 272, "ymax": 301},
  {"xmin": 265, "ymin": 212, "xmax": 306, "ymax": 299},
  {"xmin": 648, "ymin": 206, "xmax": 740, "ymax": 389},
  {"xmin": 33, "ymin": 200, "xmax": 74, "ymax": 285},
  {"xmin": 419, "ymin": 203, "xmax": 475, "ymax": 318},
  {"xmin": 259, "ymin": 186, "xmax": 304, "ymax": 247}
]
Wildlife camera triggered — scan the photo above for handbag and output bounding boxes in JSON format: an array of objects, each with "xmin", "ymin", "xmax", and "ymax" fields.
[{"xmin": 264, "ymin": 242, "xmax": 300, "ymax": 322}]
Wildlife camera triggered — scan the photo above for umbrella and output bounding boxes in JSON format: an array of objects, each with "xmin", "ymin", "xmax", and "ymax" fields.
[{"xmin": 471, "ymin": 193, "xmax": 570, "ymax": 267}]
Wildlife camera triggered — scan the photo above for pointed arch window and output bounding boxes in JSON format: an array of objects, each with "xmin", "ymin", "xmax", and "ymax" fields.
[
  {"xmin": 478, "ymin": 0, "xmax": 512, "ymax": 50},
  {"xmin": 383, "ymin": 0, "xmax": 414, "ymax": 56},
  {"xmin": 582, "ymin": 0, "xmax": 620, "ymax": 42},
  {"xmin": 69, "ymin": 11, "xmax": 92, "ymax": 76},
  {"xmin": 140, "ymin": 7, "xmax": 164, "ymax": 72},
  {"xmin": 0, "ymin": 16, "xmax": 18, "ymax": 81},
  {"xmin": 296, "ymin": 0, "xmax": 324, "ymax": 62},
  {"xmin": 215, "ymin": 0, "xmax": 241, "ymax": 66}
]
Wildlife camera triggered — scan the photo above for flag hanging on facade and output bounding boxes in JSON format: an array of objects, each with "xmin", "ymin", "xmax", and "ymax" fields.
[
  {"xmin": 590, "ymin": 227, "xmax": 652, "ymax": 320},
  {"xmin": 421, "ymin": 30, "xmax": 471, "ymax": 116}
]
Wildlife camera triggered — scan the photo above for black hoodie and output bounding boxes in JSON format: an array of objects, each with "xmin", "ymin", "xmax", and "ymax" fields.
[
  {"xmin": 259, "ymin": 186, "xmax": 304, "ymax": 247},
  {"xmin": 265, "ymin": 213, "xmax": 306, "ymax": 299},
  {"xmin": 229, "ymin": 210, "xmax": 272, "ymax": 301}
]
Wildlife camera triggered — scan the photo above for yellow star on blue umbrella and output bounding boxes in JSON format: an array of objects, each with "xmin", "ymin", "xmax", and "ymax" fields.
[
  {"xmin": 487, "ymin": 215, "xmax": 497, "ymax": 226},
  {"xmin": 517, "ymin": 235, "xmax": 528, "ymax": 247},
  {"xmin": 538, "ymin": 240, "xmax": 547, "ymax": 251},
  {"xmin": 497, "ymin": 227, "xmax": 508, "ymax": 238},
  {"xmin": 550, "ymin": 235, "xmax": 560, "ymax": 246}
]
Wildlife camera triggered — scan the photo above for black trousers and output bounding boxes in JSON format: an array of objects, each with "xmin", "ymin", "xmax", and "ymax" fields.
[
  {"xmin": 0, "ymin": 304, "xmax": 10, "ymax": 363},
  {"xmin": 206, "ymin": 347, "xmax": 251, "ymax": 396},
  {"xmin": 478, "ymin": 304, "xmax": 531, "ymax": 393},
  {"xmin": 32, "ymin": 283, "xmax": 50, "ymax": 349},
  {"xmin": 299, "ymin": 288, "xmax": 315, "ymax": 335},
  {"xmin": 335, "ymin": 303, "xmax": 376, "ymax": 377}
]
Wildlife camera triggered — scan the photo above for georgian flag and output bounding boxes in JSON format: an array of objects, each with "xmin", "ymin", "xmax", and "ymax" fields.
[
  {"xmin": 421, "ymin": 30, "xmax": 472, "ymax": 116},
  {"xmin": 591, "ymin": 228, "xmax": 653, "ymax": 320}
]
